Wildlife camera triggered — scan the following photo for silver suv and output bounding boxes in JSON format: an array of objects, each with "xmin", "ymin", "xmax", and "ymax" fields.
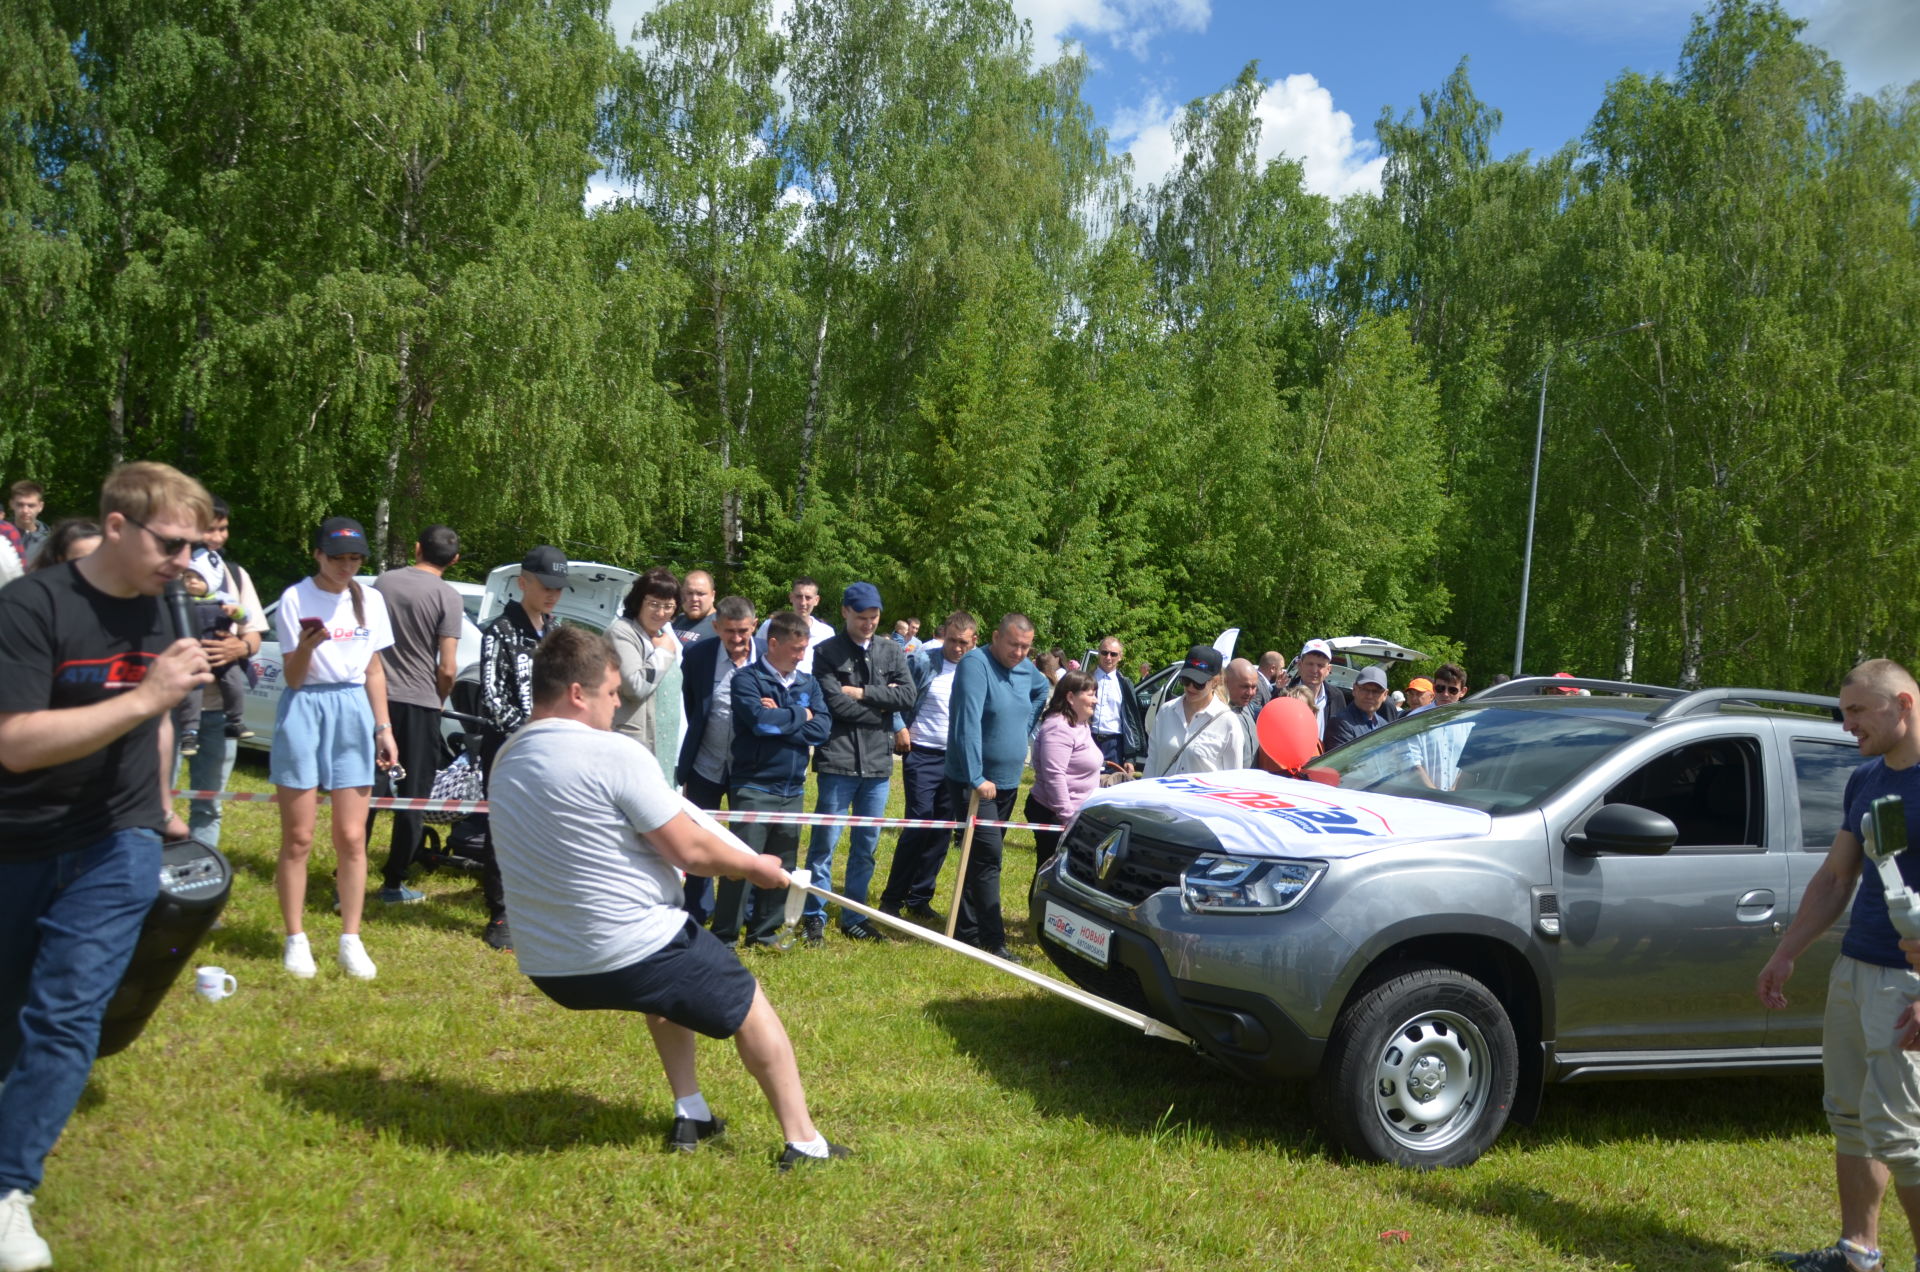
[{"xmin": 1030, "ymin": 677, "xmax": 1858, "ymax": 1168}]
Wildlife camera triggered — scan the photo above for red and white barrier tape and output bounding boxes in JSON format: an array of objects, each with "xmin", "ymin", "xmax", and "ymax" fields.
[{"xmin": 169, "ymin": 789, "xmax": 1064, "ymax": 833}]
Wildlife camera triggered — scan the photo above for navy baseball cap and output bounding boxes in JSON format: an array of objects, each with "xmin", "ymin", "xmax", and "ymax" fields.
[
  {"xmin": 521, "ymin": 545, "xmax": 568, "ymax": 588},
  {"xmin": 316, "ymin": 517, "xmax": 369, "ymax": 557},
  {"xmin": 1177, "ymin": 644, "xmax": 1224, "ymax": 686},
  {"xmin": 842, "ymin": 581, "xmax": 882, "ymax": 612}
]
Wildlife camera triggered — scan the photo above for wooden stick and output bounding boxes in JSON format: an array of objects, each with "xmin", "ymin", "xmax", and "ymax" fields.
[{"xmin": 945, "ymin": 788, "xmax": 982, "ymax": 939}]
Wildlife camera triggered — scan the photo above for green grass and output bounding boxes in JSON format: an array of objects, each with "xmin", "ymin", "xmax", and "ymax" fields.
[{"xmin": 45, "ymin": 753, "xmax": 1858, "ymax": 1270}]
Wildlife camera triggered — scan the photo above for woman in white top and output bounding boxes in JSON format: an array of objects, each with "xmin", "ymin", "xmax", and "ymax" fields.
[
  {"xmin": 269, "ymin": 517, "xmax": 398, "ymax": 981},
  {"xmin": 608, "ymin": 566, "xmax": 684, "ymax": 785},
  {"xmin": 1144, "ymin": 645, "xmax": 1244, "ymax": 778}
]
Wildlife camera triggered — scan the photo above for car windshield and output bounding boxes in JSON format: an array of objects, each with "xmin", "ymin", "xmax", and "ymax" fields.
[{"xmin": 1315, "ymin": 705, "xmax": 1645, "ymax": 813}]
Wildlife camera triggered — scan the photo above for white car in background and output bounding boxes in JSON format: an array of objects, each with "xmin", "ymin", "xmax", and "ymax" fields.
[{"xmin": 240, "ymin": 562, "xmax": 636, "ymax": 751}]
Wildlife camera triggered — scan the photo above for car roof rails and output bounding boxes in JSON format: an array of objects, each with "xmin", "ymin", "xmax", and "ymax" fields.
[
  {"xmin": 1470, "ymin": 676, "xmax": 1684, "ymax": 701},
  {"xmin": 1649, "ymin": 688, "xmax": 1841, "ymax": 721}
]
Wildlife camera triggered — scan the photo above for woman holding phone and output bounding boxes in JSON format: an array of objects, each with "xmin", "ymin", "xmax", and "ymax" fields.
[{"xmin": 270, "ymin": 517, "xmax": 397, "ymax": 980}]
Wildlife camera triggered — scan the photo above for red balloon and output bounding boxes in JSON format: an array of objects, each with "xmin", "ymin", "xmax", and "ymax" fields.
[{"xmin": 1256, "ymin": 697, "xmax": 1322, "ymax": 771}]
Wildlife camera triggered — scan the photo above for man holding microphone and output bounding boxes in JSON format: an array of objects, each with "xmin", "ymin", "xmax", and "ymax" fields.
[{"xmin": 0, "ymin": 462, "xmax": 214, "ymax": 1272}]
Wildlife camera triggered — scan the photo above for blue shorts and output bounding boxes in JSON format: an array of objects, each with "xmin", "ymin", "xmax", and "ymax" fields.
[{"xmin": 270, "ymin": 683, "xmax": 375, "ymax": 790}]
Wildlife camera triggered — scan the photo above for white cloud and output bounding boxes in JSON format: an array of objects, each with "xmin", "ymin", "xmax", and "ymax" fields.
[
  {"xmin": 1789, "ymin": 0, "xmax": 1920, "ymax": 95},
  {"xmin": 1112, "ymin": 73, "xmax": 1386, "ymax": 201},
  {"xmin": 1011, "ymin": 0, "xmax": 1209, "ymax": 59}
]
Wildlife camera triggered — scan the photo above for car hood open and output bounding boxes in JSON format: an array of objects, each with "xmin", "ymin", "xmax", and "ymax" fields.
[{"xmin": 1076, "ymin": 770, "xmax": 1491, "ymax": 861}]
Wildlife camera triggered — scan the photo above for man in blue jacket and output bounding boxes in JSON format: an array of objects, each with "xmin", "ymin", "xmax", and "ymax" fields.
[
  {"xmin": 712, "ymin": 611, "xmax": 832, "ymax": 948},
  {"xmin": 676, "ymin": 595, "xmax": 758, "ymax": 925},
  {"xmin": 944, "ymin": 614, "xmax": 1049, "ymax": 958}
]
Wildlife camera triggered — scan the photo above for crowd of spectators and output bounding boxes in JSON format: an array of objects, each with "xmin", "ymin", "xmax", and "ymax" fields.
[{"xmin": 0, "ymin": 476, "xmax": 1485, "ymax": 970}]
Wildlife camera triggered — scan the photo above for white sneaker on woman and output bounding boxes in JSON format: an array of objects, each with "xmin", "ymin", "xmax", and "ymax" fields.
[
  {"xmin": 0, "ymin": 1189, "xmax": 52, "ymax": 1272},
  {"xmin": 282, "ymin": 934, "xmax": 317, "ymax": 979},
  {"xmin": 337, "ymin": 935, "xmax": 377, "ymax": 981}
]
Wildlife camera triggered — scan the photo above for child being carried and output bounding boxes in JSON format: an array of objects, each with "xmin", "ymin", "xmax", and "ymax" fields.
[{"xmin": 171, "ymin": 552, "xmax": 259, "ymax": 757}]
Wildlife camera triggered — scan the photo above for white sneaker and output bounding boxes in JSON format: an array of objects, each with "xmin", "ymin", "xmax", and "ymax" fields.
[
  {"xmin": 337, "ymin": 935, "xmax": 377, "ymax": 981},
  {"xmin": 283, "ymin": 934, "xmax": 317, "ymax": 979},
  {"xmin": 0, "ymin": 1189, "xmax": 52, "ymax": 1272}
]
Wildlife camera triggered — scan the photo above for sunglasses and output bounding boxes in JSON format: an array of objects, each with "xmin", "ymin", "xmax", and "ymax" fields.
[
  {"xmin": 1433, "ymin": 683, "xmax": 1463, "ymax": 695},
  {"xmin": 1098, "ymin": 649, "xmax": 1122, "ymax": 657},
  {"xmin": 125, "ymin": 516, "xmax": 205, "ymax": 559}
]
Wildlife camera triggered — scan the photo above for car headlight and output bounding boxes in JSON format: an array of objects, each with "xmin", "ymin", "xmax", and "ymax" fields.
[{"xmin": 1180, "ymin": 855, "xmax": 1325, "ymax": 913}]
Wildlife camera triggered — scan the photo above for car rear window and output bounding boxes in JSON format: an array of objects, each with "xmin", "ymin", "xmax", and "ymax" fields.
[
  {"xmin": 1792, "ymin": 738, "xmax": 1859, "ymax": 848},
  {"xmin": 1316, "ymin": 706, "xmax": 1641, "ymax": 813}
]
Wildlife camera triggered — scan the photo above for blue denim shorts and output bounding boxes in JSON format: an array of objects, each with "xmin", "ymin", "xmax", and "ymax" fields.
[{"xmin": 269, "ymin": 683, "xmax": 375, "ymax": 790}]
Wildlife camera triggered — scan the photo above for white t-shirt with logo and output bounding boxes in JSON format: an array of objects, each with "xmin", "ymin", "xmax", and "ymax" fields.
[
  {"xmin": 273, "ymin": 577, "xmax": 394, "ymax": 686},
  {"xmin": 487, "ymin": 718, "xmax": 689, "ymax": 977}
]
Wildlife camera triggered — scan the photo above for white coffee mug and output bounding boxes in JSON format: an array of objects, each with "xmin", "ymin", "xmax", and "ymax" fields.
[{"xmin": 195, "ymin": 966, "xmax": 237, "ymax": 1001}]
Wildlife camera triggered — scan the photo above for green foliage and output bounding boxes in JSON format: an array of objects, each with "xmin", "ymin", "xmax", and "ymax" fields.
[{"xmin": 3, "ymin": 0, "xmax": 1915, "ymax": 688}]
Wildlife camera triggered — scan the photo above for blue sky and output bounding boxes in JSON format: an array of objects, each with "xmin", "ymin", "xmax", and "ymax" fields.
[{"xmin": 597, "ymin": 0, "xmax": 1917, "ymax": 202}]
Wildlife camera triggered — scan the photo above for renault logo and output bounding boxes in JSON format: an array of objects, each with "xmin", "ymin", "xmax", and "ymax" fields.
[{"xmin": 1094, "ymin": 827, "xmax": 1128, "ymax": 881}]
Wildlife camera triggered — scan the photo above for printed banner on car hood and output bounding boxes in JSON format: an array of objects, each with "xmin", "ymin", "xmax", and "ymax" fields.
[{"xmin": 1076, "ymin": 771, "xmax": 1492, "ymax": 860}]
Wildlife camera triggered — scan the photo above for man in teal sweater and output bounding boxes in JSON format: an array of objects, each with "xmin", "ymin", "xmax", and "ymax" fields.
[{"xmin": 943, "ymin": 614, "xmax": 1049, "ymax": 957}]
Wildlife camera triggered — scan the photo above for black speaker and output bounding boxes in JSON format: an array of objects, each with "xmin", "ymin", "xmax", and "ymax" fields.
[{"xmin": 97, "ymin": 837, "xmax": 233, "ymax": 1057}]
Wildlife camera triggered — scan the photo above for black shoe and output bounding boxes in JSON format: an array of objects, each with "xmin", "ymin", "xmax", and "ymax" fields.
[
  {"xmin": 985, "ymin": 945, "xmax": 1020, "ymax": 962},
  {"xmin": 483, "ymin": 917, "xmax": 513, "ymax": 951},
  {"xmin": 669, "ymin": 1114, "xmax": 726, "ymax": 1152},
  {"xmin": 904, "ymin": 904, "xmax": 943, "ymax": 924},
  {"xmin": 801, "ymin": 916, "xmax": 825, "ymax": 948},
  {"xmin": 876, "ymin": 902, "xmax": 903, "ymax": 919},
  {"xmin": 841, "ymin": 922, "xmax": 884, "ymax": 942},
  {"xmin": 179, "ymin": 732, "xmax": 200, "ymax": 758},
  {"xmin": 777, "ymin": 1141, "xmax": 853, "ymax": 1171}
]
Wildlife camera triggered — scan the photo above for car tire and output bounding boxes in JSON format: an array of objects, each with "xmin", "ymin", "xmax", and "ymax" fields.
[{"xmin": 1314, "ymin": 963, "xmax": 1517, "ymax": 1169}]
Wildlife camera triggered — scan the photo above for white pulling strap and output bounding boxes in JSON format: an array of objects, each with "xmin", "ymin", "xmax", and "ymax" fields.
[{"xmin": 678, "ymin": 797, "xmax": 1193, "ymax": 1047}]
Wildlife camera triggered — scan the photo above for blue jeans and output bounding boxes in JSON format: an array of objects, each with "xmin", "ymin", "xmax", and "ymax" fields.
[
  {"xmin": 802, "ymin": 772, "xmax": 890, "ymax": 926},
  {"xmin": 177, "ymin": 709, "xmax": 239, "ymax": 848},
  {"xmin": 0, "ymin": 828, "xmax": 162, "ymax": 1193}
]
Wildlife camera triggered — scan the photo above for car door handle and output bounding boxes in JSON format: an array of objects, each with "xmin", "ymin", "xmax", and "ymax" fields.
[{"xmin": 1736, "ymin": 889, "xmax": 1776, "ymax": 922}]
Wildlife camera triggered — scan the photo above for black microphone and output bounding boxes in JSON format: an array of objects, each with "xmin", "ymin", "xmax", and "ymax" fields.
[{"xmin": 164, "ymin": 579, "xmax": 196, "ymax": 643}]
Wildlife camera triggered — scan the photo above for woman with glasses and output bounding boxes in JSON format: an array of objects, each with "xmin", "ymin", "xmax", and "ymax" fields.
[
  {"xmin": 270, "ymin": 517, "xmax": 397, "ymax": 981},
  {"xmin": 611, "ymin": 566, "xmax": 684, "ymax": 786},
  {"xmin": 1144, "ymin": 645, "xmax": 1243, "ymax": 778}
]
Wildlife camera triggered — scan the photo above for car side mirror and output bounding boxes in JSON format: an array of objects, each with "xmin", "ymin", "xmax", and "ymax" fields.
[{"xmin": 1566, "ymin": 803, "xmax": 1678, "ymax": 857}]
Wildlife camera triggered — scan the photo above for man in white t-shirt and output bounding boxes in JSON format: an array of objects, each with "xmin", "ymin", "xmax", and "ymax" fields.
[
  {"xmin": 877, "ymin": 611, "xmax": 978, "ymax": 921},
  {"xmin": 487, "ymin": 626, "xmax": 850, "ymax": 1169},
  {"xmin": 754, "ymin": 576, "xmax": 834, "ymax": 675}
]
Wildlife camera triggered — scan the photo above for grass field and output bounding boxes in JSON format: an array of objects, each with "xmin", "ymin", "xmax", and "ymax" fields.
[{"xmin": 39, "ymin": 753, "xmax": 1874, "ymax": 1270}]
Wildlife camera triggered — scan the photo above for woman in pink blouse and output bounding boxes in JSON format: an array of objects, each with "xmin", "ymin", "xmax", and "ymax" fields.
[{"xmin": 1026, "ymin": 670, "xmax": 1103, "ymax": 879}]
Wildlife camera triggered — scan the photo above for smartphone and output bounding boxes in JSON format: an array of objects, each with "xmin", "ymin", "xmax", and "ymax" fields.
[{"xmin": 298, "ymin": 617, "xmax": 327, "ymax": 636}]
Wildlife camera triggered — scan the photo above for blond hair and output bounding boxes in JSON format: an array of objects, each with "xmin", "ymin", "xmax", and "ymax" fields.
[{"xmin": 99, "ymin": 462, "xmax": 212, "ymax": 531}]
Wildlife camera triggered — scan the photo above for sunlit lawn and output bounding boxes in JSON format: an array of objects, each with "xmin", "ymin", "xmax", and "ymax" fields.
[{"xmin": 43, "ymin": 753, "xmax": 1857, "ymax": 1270}]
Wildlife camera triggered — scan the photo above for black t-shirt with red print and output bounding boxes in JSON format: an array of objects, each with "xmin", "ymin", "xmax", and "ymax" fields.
[{"xmin": 0, "ymin": 562, "xmax": 173, "ymax": 858}]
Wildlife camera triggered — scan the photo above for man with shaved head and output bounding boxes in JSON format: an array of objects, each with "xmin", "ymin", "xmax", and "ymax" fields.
[
  {"xmin": 673, "ymin": 570, "xmax": 717, "ymax": 646},
  {"xmin": 1760, "ymin": 659, "xmax": 1920, "ymax": 1272},
  {"xmin": 943, "ymin": 613, "xmax": 1049, "ymax": 958},
  {"xmin": 1224, "ymin": 658, "xmax": 1265, "ymax": 766}
]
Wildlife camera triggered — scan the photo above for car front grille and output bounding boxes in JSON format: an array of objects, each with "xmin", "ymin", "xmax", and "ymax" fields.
[{"xmin": 1061, "ymin": 815, "xmax": 1208, "ymax": 906}]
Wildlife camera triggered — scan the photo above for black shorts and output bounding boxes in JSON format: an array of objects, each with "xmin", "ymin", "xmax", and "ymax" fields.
[{"xmin": 529, "ymin": 916, "xmax": 758, "ymax": 1040}]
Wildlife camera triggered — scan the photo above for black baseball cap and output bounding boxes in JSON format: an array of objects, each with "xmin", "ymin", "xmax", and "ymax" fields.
[
  {"xmin": 316, "ymin": 517, "xmax": 370, "ymax": 557},
  {"xmin": 521, "ymin": 545, "xmax": 568, "ymax": 588},
  {"xmin": 1177, "ymin": 644, "xmax": 1224, "ymax": 687}
]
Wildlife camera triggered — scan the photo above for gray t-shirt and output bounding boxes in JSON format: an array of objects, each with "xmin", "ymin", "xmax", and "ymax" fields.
[
  {"xmin": 374, "ymin": 566, "xmax": 464, "ymax": 709},
  {"xmin": 487, "ymin": 718, "xmax": 687, "ymax": 977}
]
